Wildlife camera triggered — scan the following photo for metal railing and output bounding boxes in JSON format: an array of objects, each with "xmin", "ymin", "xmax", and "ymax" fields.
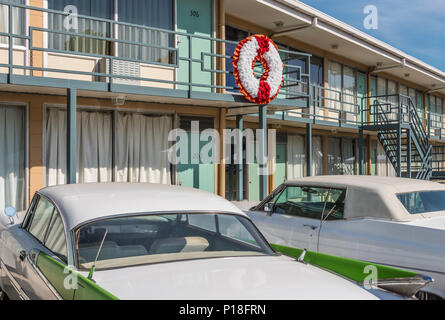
[
  {"xmin": 0, "ymin": 1, "xmax": 444, "ymax": 138},
  {"xmin": 0, "ymin": 1, "xmax": 313, "ymax": 102}
]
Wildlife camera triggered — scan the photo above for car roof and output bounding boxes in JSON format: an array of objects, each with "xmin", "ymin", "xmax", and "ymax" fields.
[
  {"xmin": 38, "ymin": 183, "xmax": 245, "ymax": 230},
  {"xmin": 285, "ymin": 176, "xmax": 445, "ymax": 193},
  {"xmin": 283, "ymin": 176, "xmax": 445, "ymax": 221}
]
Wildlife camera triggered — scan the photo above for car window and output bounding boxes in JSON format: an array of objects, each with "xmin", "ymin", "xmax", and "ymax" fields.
[
  {"xmin": 273, "ymin": 186, "xmax": 346, "ymax": 220},
  {"xmin": 22, "ymin": 194, "xmax": 39, "ymax": 230},
  {"xmin": 45, "ymin": 209, "xmax": 68, "ymax": 262},
  {"xmin": 397, "ymin": 191, "xmax": 445, "ymax": 214},
  {"xmin": 28, "ymin": 197, "xmax": 55, "ymax": 243},
  {"xmin": 75, "ymin": 213, "xmax": 273, "ymax": 271}
]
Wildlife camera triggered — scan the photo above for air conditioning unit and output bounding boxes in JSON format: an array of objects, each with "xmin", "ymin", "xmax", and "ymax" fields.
[{"xmin": 96, "ymin": 58, "xmax": 140, "ymax": 86}]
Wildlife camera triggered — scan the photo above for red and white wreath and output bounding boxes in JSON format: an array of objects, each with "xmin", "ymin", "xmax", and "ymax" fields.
[{"xmin": 233, "ymin": 34, "xmax": 284, "ymax": 105}]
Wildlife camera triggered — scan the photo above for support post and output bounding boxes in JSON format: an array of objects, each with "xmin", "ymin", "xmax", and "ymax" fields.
[
  {"xmin": 259, "ymin": 105, "xmax": 268, "ymax": 200},
  {"xmin": 218, "ymin": 108, "xmax": 227, "ymax": 197},
  {"xmin": 407, "ymin": 129, "xmax": 412, "ymax": 179},
  {"xmin": 358, "ymin": 128, "xmax": 365, "ymax": 175},
  {"xmin": 236, "ymin": 115, "xmax": 244, "ymax": 201},
  {"xmin": 306, "ymin": 123, "xmax": 312, "ymax": 176},
  {"xmin": 67, "ymin": 88, "xmax": 77, "ymax": 184},
  {"xmin": 397, "ymin": 124, "xmax": 402, "ymax": 177}
]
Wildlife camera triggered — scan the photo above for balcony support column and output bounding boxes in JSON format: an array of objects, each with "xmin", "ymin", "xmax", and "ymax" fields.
[
  {"xmin": 218, "ymin": 108, "xmax": 227, "ymax": 197},
  {"xmin": 397, "ymin": 124, "xmax": 402, "ymax": 177},
  {"xmin": 306, "ymin": 123, "xmax": 313, "ymax": 177},
  {"xmin": 67, "ymin": 88, "xmax": 77, "ymax": 184},
  {"xmin": 407, "ymin": 129, "xmax": 412, "ymax": 179},
  {"xmin": 259, "ymin": 105, "xmax": 268, "ymax": 200},
  {"xmin": 358, "ymin": 128, "xmax": 365, "ymax": 175},
  {"xmin": 236, "ymin": 115, "xmax": 244, "ymax": 201}
]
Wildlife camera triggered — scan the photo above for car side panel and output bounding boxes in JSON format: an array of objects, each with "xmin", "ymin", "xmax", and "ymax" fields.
[
  {"xmin": 247, "ymin": 210, "xmax": 318, "ymax": 251},
  {"xmin": 318, "ymin": 219, "xmax": 445, "ymax": 298},
  {"xmin": 0, "ymin": 222, "xmax": 58, "ymax": 300}
]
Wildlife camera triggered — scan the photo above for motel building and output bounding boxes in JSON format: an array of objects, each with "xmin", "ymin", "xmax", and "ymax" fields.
[{"xmin": 1, "ymin": 0, "xmax": 445, "ymax": 215}]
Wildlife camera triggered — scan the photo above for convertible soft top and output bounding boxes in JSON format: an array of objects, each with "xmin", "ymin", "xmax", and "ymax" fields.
[
  {"xmin": 38, "ymin": 183, "xmax": 245, "ymax": 230},
  {"xmin": 284, "ymin": 176, "xmax": 445, "ymax": 221}
]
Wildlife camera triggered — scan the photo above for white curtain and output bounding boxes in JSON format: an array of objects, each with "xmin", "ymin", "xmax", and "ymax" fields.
[
  {"xmin": 328, "ymin": 61, "xmax": 342, "ymax": 110},
  {"xmin": 115, "ymin": 113, "xmax": 172, "ymax": 184},
  {"xmin": 342, "ymin": 66, "xmax": 356, "ymax": 114},
  {"xmin": 287, "ymin": 135, "xmax": 305, "ymax": 180},
  {"xmin": 118, "ymin": 0, "xmax": 173, "ymax": 64},
  {"xmin": 46, "ymin": 108, "xmax": 113, "ymax": 186},
  {"xmin": 376, "ymin": 142, "xmax": 397, "ymax": 177},
  {"xmin": 313, "ymin": 136, "xmax": 323, "ymax": 176},
  {"xmin": 0, "ymin": 1, "xmax": 25, "ymax": 45},
  {"xmin": 0, "ymin": 105, "xmax": 25, "ymax": 211}
]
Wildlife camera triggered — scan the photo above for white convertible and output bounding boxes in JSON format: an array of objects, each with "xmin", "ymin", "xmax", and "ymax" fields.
[
  {"xmin": 0, "ymin": 183, "xmax": 415, "ymax": 300},
  {"xmin": 247, "ymin": 176, "xmax": 445, "ymax": 300}
]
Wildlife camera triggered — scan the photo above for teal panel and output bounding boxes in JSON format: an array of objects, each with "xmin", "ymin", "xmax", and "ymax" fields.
[
  {"xmin": 248, "ymin": 163, "xmax": 260, "ymax": 202},
  {"xmin": 370, "ymin": 77, "xmax": 377, "ymax": 123},
  {"xmin": 177, "ymin": 132, "xmax": 215, "ymax": 193},
  {"xmin": 356, "ymin": 72, "xmax": 366, "ymax": 124},
  {"xmin": 274, "ymin": 144, "xmax": 286, "ymax": 189},
  {"xmin": 177, "ymin": 0, "xmax": 213, "ymax": 92}
]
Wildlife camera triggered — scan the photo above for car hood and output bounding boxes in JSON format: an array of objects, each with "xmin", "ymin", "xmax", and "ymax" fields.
[
  {"xmin": 90, "ymin": 255, "xmax": 378, "ymax": 300},
  {"xmin": 405, "ymin": 215, "xmax": 445, "ymax": 230}
]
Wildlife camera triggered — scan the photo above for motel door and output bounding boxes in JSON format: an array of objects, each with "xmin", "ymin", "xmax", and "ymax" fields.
[
  {"xmin": 177, "ymin": 0, "xmax": 213, "ymax": 92},
  {"xmin": 176, "ymin": 118, "xmax": 215, "ymax": 193}
]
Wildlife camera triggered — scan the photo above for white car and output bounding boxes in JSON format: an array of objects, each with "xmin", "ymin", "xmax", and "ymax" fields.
[
  {"xmin": 0, "ymin": 183, "xmax": 415, "ymax": 300},
  {"xmin": 247, "ymin": 176, "xmax": 445, "ymax": 300}
]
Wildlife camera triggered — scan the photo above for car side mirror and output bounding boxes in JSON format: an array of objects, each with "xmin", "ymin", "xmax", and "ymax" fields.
[
  {"xmin": 264, "ymin": 202, "xmax": 273, "ymax": 213},
  {"xmin": 4, "ymin": 206, "xmax": 16, "ymax": 225},
  {"xmin": 4, "ymin": 206, "xmax": 16, "ymax": 218}
]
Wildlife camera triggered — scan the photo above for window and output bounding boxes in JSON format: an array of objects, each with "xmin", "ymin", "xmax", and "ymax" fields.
[
  {"xmin": 218, "ymin": 214, "xmax": 257, "ymax": 246},
  {"xmin": 0, "ymin": 0, "xmax": 25, "ymax": 46},
  {"xmin": 397, "ymin": 191, "xmax": 445, "ymax": 214},
  {"xmin": 273, "ymin": 186, "xmax": 345, "ymax": 220},
  {"xmin": 225, "ymin": 26, "xmax": 249, "ymax": 91},
  {"xmin": 328, "ymin": 137, "xmax": 357, "ymax": 175},
  {"xmin": 45, "ymin": 108, "xmax": 173, "ymax": 186},
  {"xmin": 45, "ymin": 209, "xmax": 68, "ymax": 262},
  {"xmin": 0, "ymin": 105, "xmax": 26, "ymax": 212},
  {"xmin": 75, "ymin": 213, "xmax": 273, "ymax": 270},
  {"xmin": 118, "ymin": 0, "xmax": 174, "ymax": 63},
  {"xmin": 47, "ymin": 0, "xmax": 112, "ymax": 55},
  {"xmin": 47, "ymin": 0, "xmax": 175, "ymax": 62},
  {"xmin": 328, "ymin": 61, "xmax": 342, "ymax": 110},
  {"xmin": 28, "ymin": 197, "xmax": 55, "ymax": 243}
]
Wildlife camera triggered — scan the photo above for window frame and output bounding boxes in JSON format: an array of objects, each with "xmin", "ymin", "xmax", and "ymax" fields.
[
  {"xmin": 23, "ymin": 193, "xmax": 69, "ymax": 264},
  {"xmin": 44, "ymin": 0, "xmax": 176, "ymax": 61},
  {"xmin": 73, "ymin": 211, "xmax": 276, "ymax": 271},
  {"xmin": 268, "ymin": 185, "xmax": 347, "ymax": 221}
]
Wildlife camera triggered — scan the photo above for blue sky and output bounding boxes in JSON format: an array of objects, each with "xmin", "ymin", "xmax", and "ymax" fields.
[{"xmin": 299, "ymin": 0, "xmax": 445, "ymax": 71}]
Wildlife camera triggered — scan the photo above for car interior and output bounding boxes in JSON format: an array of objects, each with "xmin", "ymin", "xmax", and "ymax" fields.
[{"xmin": 76, "ymin": 214, "xmax": 266, "ymax": 268}]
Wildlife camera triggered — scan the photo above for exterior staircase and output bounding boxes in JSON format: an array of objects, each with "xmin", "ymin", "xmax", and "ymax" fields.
[{"xmin": 361, "ymin": 95, "xmax": 433, "ymax": 180}]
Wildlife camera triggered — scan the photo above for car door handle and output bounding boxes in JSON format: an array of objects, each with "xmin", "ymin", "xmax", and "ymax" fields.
[
  {"xmin": 303, "ymin": 224, "xmax": 318, "ymax": 230},
  {"xmin": 19, "ymin": 250, "xmax": 27, "ymax": 262}
]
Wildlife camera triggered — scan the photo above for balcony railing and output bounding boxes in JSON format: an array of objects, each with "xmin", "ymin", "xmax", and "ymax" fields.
[{"xmin": 0, "ymin": 1, "xmax": 443, "ymax": 137}]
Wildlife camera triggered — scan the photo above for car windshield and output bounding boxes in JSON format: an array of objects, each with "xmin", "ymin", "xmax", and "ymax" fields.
[
  {"xmin": 397, "ymin": 191, "xmax": 445, "ymax": 214},
  {"xmin": 75, "ymin": 213, "xmax": 273, "ymax": 270}
]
